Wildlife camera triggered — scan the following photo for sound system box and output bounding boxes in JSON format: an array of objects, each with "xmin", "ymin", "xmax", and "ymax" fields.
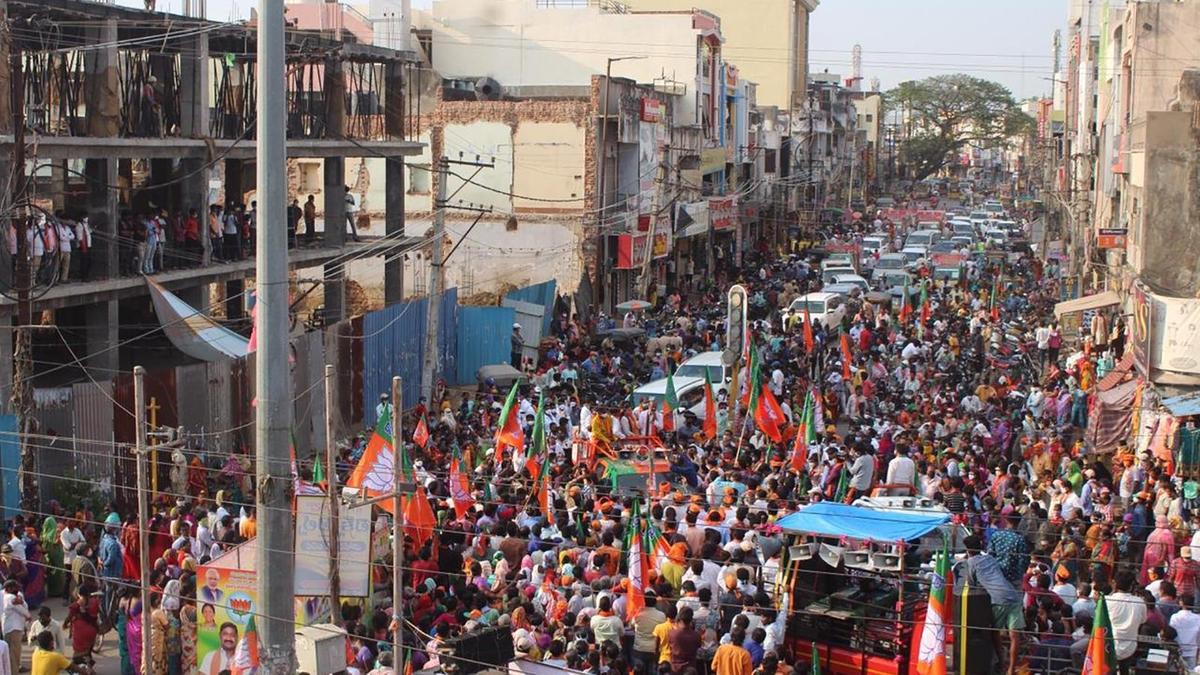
[{"xmin": 441, "ymin": 626, "xmax": 514, "ymax": 674}]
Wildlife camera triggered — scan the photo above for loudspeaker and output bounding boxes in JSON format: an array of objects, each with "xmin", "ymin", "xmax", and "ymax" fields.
[{"xmin": 442, "ymin": 626, "xmax": 515, "ymax": 674}]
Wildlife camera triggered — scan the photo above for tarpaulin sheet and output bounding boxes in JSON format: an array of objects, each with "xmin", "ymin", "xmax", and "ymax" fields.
[
  {"xmin": 146, "ymin": 279, "xmax": 249, "ymax": 361},
  {"xmin": 775, "ymin": 502, "xmax": 949, "ymax": 542},
  {"xmin": 1087, "ymin": 378, "xmax": 1139, "ymax": 453}
]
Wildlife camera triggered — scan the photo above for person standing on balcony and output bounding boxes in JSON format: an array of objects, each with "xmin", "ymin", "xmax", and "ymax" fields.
[
  {"xmin": 222, "ymin": 203, "xmax": 240, "ymax": 262},
  {"xmin": 303, "ymin": 195, "xmax": 316, "ymax": 245},
  {"xmin": 344, "ymin": 186, "xmax": 362, "ymax": 242}
]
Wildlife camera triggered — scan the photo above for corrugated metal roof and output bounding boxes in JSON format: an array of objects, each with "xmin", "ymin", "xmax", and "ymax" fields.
[{"xmin": 1163, "ymin": 390, "xmax": 1200, "ymax": 417}]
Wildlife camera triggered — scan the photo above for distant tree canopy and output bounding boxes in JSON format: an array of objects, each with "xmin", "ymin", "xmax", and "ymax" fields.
[{"xmin": 887, "ymin": 74, "xmax": 1035, "ymax": 180}]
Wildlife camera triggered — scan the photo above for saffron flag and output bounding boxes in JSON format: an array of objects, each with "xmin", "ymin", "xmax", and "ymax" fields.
[
  {"xmin": 525, "ymin": 393, "xmax": 546, "ymax": 478},
  {"xmin": 702, "ymin": 370, "xmax": 718, "ymax": 440},
  {"xmin": 1081, "ymin": 594, "xmax": 1117, "ymax": 675},
  {"xmin": 919, "ymin": 283, "xmax": 932, "ymax": 325},
  {"xmin": 448, "ymin": 455, "xmax": 474, "ymax": 518},
  {"xmin": 494, "ymin": 383, "xmax": 525, "ymax": 460},
  {"xmin": 290, "ymin": 438, "xmax": 324, "ymax": 496},
  {"xmin": 625, "ymin": 502, "xmax": 646, "ymax": 621},
  {"xmin": 899, "ymin": 280, "xmax": 913, "ymax": 324},
  {"xmin": 537, "ymin": 444, "xmax": 553, "ymax": 522},
  {"xmin": 346, "ymin": 409, "xmax": 397, "ymax": 492},
  {"xmin": 230, "ymin": 615, "xmax": 260, "ymax": 675},
  {"xmin": 404, "ymin": 485, "xmax": 436, "ymax": 551},
  {"xmin": 802, "ymin": 304, "xmax": 815, "ymax": 353},
  {"xmin": 661, "ymin": 371, "xmax": 679, "ymax": 432},
  {"xmin": 754, "ymin": 383, "xmax": 788, "ymax": 444},
  {"xmin": 312, "ymin": 455, "xmax": 325, "ymax": 486},
  {"xmin": 413, "ymin": 417, "xmax": 430, "ymax": 449},
  {"xmin": 989, "ymin": 272, "xmax": 1001, "ymax": 322},
  {"xmin": 839, "ymin": 331, "xmax": 853, "ymax": 380},
  {"xmin": 743, "ymin": 342, "xmax": 759, "ymax": 410},
  {"xmin": 790, "ymin": 392, "xmax": 813, "ymax": 472},
  {"xmin": 915, "ymin": 546, "xmax": 953, "ymax": 675}
]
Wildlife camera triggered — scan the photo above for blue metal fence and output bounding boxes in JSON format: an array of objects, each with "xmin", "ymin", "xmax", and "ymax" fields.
[
  {"xmin": 504, "ymin": 280, "xmax": 557, "ymax": 335},
  {"xmin": 361, "ymin": 289, "xmax": 458, "ymax": 425},
  {"xmin": 0, "ymin": 415, "xmax": 18, "ymax": 520},
  {"xmin": 455, "ymin": 306, "xmax": 516, "ymax": 386}
]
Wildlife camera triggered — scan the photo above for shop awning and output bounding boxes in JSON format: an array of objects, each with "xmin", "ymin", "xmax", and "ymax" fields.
[
  {"xmin": 776, "ymin": 502, "xmax": 949, "ymax": 542},
  {"xmin": 1163, "ymin": 390, "xmax": 1200, "ymax": 417},
  {"xmin": 1097, "ymin": 351, "xmax": 1136, "ymax": 392},
  {"xmin": 1054, "ymin": 290, "xmax": 1121, "ymax": 317}
]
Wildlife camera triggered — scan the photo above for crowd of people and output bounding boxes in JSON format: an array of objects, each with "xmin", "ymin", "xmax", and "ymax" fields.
[
  {"xmin": 1, "ymin": 187, "xmax": 361, "ymax": 291},
  {"xmin": 4, "ymin": 191, "xmax": 1198, "ymax": 675}
]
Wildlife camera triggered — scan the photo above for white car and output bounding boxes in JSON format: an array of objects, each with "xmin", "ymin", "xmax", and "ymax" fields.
[
  {"xmin": 900, "ymin": 246, "xmax": 929, "ymax": 268},
  {"xmin": 903, "ymin": 229, "xmax": 941, "ymax": 249},
  {"xmin": 870, "ymin": 253, "xmax": 908, "ymax": 284},
  {"xmin": 829, "ymin": 273, "xmax": 870, "ymax": 294},
  {"xmin": 968, "ymin": 211, "xmax": 991, "ymax": 227},
  {"xmin": 782, "ymin": 292, "xmax": 847, "ymax": 332},
  {"xmin": 673, "ymin": 351, "xmax": 726, "ymax": 386},
  {"xmin": 821, "ymin": 265, "xmax": 857, "ymax": 285},
  {"xmin": 630, "ymin": 375, "xmax": 724, "ymax": 419}
]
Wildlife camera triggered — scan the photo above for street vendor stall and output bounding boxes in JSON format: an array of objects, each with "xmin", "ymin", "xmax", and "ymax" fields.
[{"xmin": 778, "ymin": 503, "xmax": 949, "ymax": 675}]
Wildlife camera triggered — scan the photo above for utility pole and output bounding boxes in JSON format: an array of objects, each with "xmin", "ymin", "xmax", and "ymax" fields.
[
  {"xmin": 255, "ymin": 0, "xmax": 295, "ymax": 667},
  {"xmin": 324, "ymin": 364, "xmax": 340, "ymax": 615},
  {"xmin": 133, "ymin": 366, "xmax": 152, "ymax": 675},
  {"xmin": 391, "ymin": 375, "xmax": 405, "ymax": 675},
  {"xmin": 420, "ymin": 159, "xmax": 447, "ymax": 405},
  {"xmin": 9, "ymin": 45, "xmax": 36, "ymax": 513},
  {"xmin": 421, "ymin": 155, "xmax": 493, "ymax": 403}
]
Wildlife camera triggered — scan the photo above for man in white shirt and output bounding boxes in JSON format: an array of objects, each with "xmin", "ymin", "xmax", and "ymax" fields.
[
  {"xmin": 884, "ymin": 445, "xmax": 917, "ymax": 495},
  {"xmin": 1, "ymin": 581, "xmax": 29, "ymax": 675},
  {"xmin": 25, "ymin": 606, "xmax": 65, "ymax": 654},
  {"xmin": 1108, "ymin": 572, "xmax": 1148, "ymax": 667},
  {"xmin": 59, "ymin": 521, "xmax": 85, "ymax": 566},
  {"xmin": 344, "ymin": 186, "xmax": 362, "ymax": 241},
  {"xmin": 54, "ymin": 218, "xmax": 74, "ymax": 281},
  {"xmin": 1171, "ymin": 593, "xmax": 1200, "ymax": 669},
  {"xmin": 4, "ymin": 531, "xmax": 23, "ymax": 563}
]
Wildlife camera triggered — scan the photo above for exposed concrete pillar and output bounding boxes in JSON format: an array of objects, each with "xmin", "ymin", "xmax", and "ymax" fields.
[
  {"xmin": 384, "ymin": 61, "xmax": 406, "ymax": 305},
  {"xmin": 180, "ymin": 32, "xmax": 210, "ymax": 138},
  {"xmin": 49, "ymin": 161, "xmax": 67, "ymax": 214},
  {"xmin": 180, "ymin": 32, "xmax": 212, "ymax": 263},
  {"xmin": 85, "ymin": 158, "xmax": 119, "ymax": 280},
  {"xmin": 385, "ymin": 159, "xmax": 405, "ymax": 304},
  {"xmin": 84, "ymin": 301, "xmax": 119, "ymax": 375},
  {"xmin": 84, "ymin": 19, "xmax": 120, "ymax": 280},
  {"xmin": 225, "ymin": 279, "xmax": 245, "ymax": 321},
  {"xmin": 323, "ymin": 57, "xmax": 347, "ymax": 248},
  {"xmin": 323, "ymin": 158, "xmax": 345, "ymax": 247},
  {"xmin": 323, "ymin": 263, "xmax": 345, "ymax": 324},
  {"xmin": 225, "ymin": 159, "xmax": 245, "ymax": 207}
]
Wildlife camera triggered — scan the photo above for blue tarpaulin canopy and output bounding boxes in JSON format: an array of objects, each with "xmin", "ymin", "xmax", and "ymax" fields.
[{"xmin": 776, "ymin": 502, "xmax": 950, "ymax": 542}]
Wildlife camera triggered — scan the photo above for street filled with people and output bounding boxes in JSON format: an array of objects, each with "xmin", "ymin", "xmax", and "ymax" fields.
[{"xmin": 5, "ymin": 190, "xmax": 1198, "ymax": 675}]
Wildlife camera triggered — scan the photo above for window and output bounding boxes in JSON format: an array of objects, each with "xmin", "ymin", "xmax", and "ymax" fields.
[
  {"xmin": 409, "ymin": 163, "xmax": 431, "ymax": 194},
  {"xmin": 865, "ymin": 114, "xmax": 873, "ymax": 123},
  {"xmin": 298, "ymin": 162, "xmax": 321, "ymax": 192}
]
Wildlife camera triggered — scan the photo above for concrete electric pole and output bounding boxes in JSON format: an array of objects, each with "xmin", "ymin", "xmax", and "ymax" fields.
[{"xmin": 255, "ymin": 0, "xmax": 296, "ymax": 668}]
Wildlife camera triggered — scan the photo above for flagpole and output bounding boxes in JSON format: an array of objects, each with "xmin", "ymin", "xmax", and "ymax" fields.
[
  {"xmin": 391, "ymin": 375, "xmax": 405, "ymax": 674},
  {"xmin": 959, "ymin": 578, "xmax": 969, "ymax": 674}
]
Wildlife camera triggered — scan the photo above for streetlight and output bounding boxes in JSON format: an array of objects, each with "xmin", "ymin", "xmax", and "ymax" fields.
[{"xmin": 596, "ymin": 55, "xmax": 647, "ymax": 310}]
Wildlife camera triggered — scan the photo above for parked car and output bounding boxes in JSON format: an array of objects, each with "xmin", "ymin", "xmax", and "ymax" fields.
[
  {"xmin": 903, "ymin": 229, "xmax": 941, "ymax": 249},
  {"xmin": 829, "ymin": 273, "xmax": 870, "ymax": 294},
  {"xmin": 875, "ymin": 269, "xmax": 913, "ymax": 292},
  {"xmin": 984, "ymin": 228, "xmax": 1009, "ymax": 246},
  {"xmin": 900, "ymin": 246, "xmax": 929, "ymax": 268},
  {"xmin": 870, "ymin": 253, "xmax": 908, "ymax": 284},
  {"xmin": 630, "ymin": 376, "xmax": 718, "ymax": 419},
  {"xmin": 782, "ymin": 292, "xmax": 847, "ymax": 332},
  {"xmin": 673, "ymin": 351, "xmax": 727, "ymax": 386},
  {"xmin": 821, "ymin": 266, "xmax": 857, "ymax": 285}
]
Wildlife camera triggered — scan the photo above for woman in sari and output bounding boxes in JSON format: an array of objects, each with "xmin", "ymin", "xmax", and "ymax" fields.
[
  {"xmin": 179, "ymin": 604, "xmax": 197, "ymax": 674},
  {"xmin": 22, "ymin": 534, "xmax": 46, "ymax": 609},
  {"xmin": 187, "ymin": 457, "xmax": 207, "ymax": 498},
  {"xmin": 117, "ymin": 592, "xmax": 133, "ymax": 675},
  {"xmin": 126, "ymin": 598, "xmax": 144, "ymax": 675},
  {"xmin": 41, "ymin": 516, "xmax": 65, "ymax": 599}
]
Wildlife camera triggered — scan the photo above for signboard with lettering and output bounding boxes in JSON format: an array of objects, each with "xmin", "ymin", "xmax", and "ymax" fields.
[
  {"xmin": 700, "ymin": 147, "xmax": 727, "ymax": 175},
  {"xmin": 615, "ymin": 233, "xmax": 649, "ymax": 269},
  {"xmin": 640, "ymin": 98, "xmax": 663, "ymax": 123},
  {"xmin": 1131, "ymin": 282, "xmax": 1152, "ymax": 377},
  {"xmin": 1097, "ymin": 228, "xmax": 1127, "ymax": 249},
  {"xmin": 709, "ymin": 197, "xmax": 736, "ymax": 231}
]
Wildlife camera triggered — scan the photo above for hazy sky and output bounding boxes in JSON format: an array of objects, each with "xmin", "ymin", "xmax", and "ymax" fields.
[
  {"xmin": 121, "ymin": 0, "xmax": 1063, "ymax": 99},
  {"xmin": 811, "ymin": 0, "xmax": 1064, "ymax": 99}
]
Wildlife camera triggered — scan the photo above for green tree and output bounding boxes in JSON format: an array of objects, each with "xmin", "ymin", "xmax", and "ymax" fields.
[{"xmin": 887, "ymin": 74, "xmax": 1034, "ymax": 180}]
